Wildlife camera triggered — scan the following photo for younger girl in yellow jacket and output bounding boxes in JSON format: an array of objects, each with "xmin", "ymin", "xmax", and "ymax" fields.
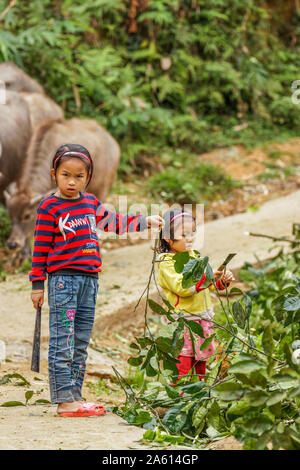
[{"xmin": 157, "ymin": 209, "xmax": 234, "ymax": 382}]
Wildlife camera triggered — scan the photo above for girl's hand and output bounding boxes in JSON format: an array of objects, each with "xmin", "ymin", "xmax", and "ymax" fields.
[
  {"xmin": 31, "ymin": 291, "xmax": 44, "ymax": 309},
  {"xmin": 221, "ymin": 270, "xmax": 235, "ymax": 285},
  {"xmin": 213, "ymin": 270, "xmax": 224, "ymax": 282},
  {"xmin": 146, "ymin": 215, "xmax": 165, "ymax": 229}
]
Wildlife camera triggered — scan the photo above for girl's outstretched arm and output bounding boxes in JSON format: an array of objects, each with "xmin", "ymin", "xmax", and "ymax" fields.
[{"xmin": 95, "ymin": 199, "xmax": 148, "ymax": 235}]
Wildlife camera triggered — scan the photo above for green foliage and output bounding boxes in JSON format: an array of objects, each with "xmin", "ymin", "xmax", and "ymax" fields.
[
  {"xmin": 147, "ymin": 161, "xmax": 241, "ymax": 204},
  {"xmin": 86, "ymin": 378, "xmax": 119, "ymax": 396},
  {"xmin": 0, "ymin": 265, "xmax": 7, "ymax": 282},
  {"xmin": 17, "ymin": 259, "xmax": 32, "ymax": 273},
  {"xmin": 270, "ymin": 97, "xmax": 300, "ymax": 128},
  {"xmin": 0, "ymin": 0, "xmax": 299, "ymax": 181},
  {"xmin": 115, "ymin": 226, "xmax": 300, "ymax": 449},
  {"xmin": 0, "ymin": 204, "xmax": 11, "ymax": 246}
]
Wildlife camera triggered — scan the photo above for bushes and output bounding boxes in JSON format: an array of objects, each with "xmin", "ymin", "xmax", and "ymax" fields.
[
  {"xmin": 270, "ymin": 97, "xmax": 300, "ymax": 128},
  {"xmin": 0, "ymin": 0, "xmax": 299, "ymax": 179},
  {"xmin": 147, "ymin": 162, "xmax": 241, "ymax": 204}
]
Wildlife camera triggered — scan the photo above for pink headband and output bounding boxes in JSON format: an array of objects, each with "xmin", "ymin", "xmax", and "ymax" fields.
[
  {"xmin": 170, "ymin": 212, "xmax": 193, "ymax": 223},
  {"xmin": 54, "ymin": 151, "xmax": 91, "ymax": 168}
]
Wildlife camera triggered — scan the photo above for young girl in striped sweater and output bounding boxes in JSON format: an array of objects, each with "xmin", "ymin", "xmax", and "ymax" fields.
[
  {"xmin": 30, "ymin": 143, "xmax": 162, "ymax": 417},
  {"xmin": 157, "ymin": 209, "xmax": 234, "ymax": 383}
]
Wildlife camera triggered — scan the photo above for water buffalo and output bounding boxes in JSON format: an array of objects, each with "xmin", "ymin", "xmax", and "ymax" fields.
[
  {"xmin": 0, "ymin": 63, "xmax": 64, "ymax": 200},
  {"xmin": 0, "ymin": 91, "xmax": 32, "ymax": 203},
  {"xmin": 19, "ymin": 92, "xmax": 63, "ymax": 129},
  {"xmin": 0, "ymin": 61, "xmax": 44, "ymax": 93},
  {"xmin": 5, "ymin": 117, "xmax": 121, "ymax": 258}
]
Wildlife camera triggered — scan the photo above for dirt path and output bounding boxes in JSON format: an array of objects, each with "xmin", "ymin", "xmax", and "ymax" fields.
[{"xmin": 0, "ymin": 190, "xmax": 299, "ymax": 450}]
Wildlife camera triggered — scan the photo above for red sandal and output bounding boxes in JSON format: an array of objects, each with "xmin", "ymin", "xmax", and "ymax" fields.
[{"xmin": 58, "ymin": 402, "xmax": 106, "ymax": 417}]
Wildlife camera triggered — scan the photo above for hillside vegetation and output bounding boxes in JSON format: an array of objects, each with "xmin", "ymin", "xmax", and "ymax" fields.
[{"xmin": 0, "ymin": 0, "xmax": 299, "ymax": 184}]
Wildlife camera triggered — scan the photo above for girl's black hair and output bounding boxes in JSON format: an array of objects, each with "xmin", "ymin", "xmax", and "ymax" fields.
[
  {"xmin": 158, "ymin": 208, "xmax": 195, "ymax": 253},
  {"xmin": 51, "ymin": 144, "xmax": 94, "ymax": 188}
]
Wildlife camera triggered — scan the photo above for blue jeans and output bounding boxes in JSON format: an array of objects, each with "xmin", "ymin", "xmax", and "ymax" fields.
[{"xmin": 47, "ymin": 274, "xmax": 98, "ymax": 404}]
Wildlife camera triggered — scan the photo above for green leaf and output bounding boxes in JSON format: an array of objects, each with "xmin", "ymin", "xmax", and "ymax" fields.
[
  {"xmin": 234, "ymin": 370, "xmax": 268, "ymax": 388},
  {"xmin": 211, "ymin": 382, "xmax": 245, "ymax": 401},
  {"xmin": 244, "ymin": 294, "xmax": 252, "ymax": 318},
  {"xmin": 129, "ymin": 342, "xmax": 140, "ymax": 351},
  {"xmin": 171, "ymin": 323, "xmax": 185, "ymax": 357},
  {"xmin": 284, "ymin": 296, "xmax": 300, "ymax": 311},
  {"xmin": 207, "ymin": 401, "xmax": 221, "ymax": 430},
  {"xmin": 244, "ymin": 390, "xmax": 269, "ymax": 407},
  {"xmin": 184, "ymin": 319, "xmax": 205, "ymax": 338},
  {"xmin": 162, "ymin": 407, "xmax": 187, "ymax": 433},
  {"xmin": 0, "ymin": 373, "xmax": 30, "ymax": 386},
  {"xmin": 141, "ymin": 346, "xmax": 155, "ymax": 370},
  {"xmin": 256, "ymin": 431, "xmax": 272, "ymax": 450},
  {"xmin": 192, "ymin": 405, "xmax": 208, "ymax": 431},
  {"xmin": 182, "ymin": 257, "xmax": 198, "ymax": 275},
  {"xmin": 178, "ymin": 381, "xmax": 206, "ymax": 395},
  {"xmin": 229, "ymin": 287, "xmax": 244, "ymax": 295},
  {"xmin": 148, "ymin": 299, "xmax": 167, "ymax": 316},
  {"xmin": 205, "ymin": 263, "xmax": 214, "ymax": 282},
  {"xmin": 136, "ymin": 410, "xmax": 152, "ymax": 425},
  {"xmin": 272, "ymin": 372, "xmax": 299, "ymax": 390},
  {"xmin": 25, "ymin": 390, "xmax": 34, "ymax": 404},
  {"xmin": 227, "ymin": 401, "xmax": 251, "ymax": 417},
  {"xmin": 128, "ymin": 356, "xmax": 143, "ymax": 367},
  {"xmin": 232, "ymin": 300, "xmax": 247, "ymax": 329},
  {"xmin": 200, "ymin": 333, "xmax": 216, "ymax": 351},
  {"xmin": 158, "ymin": 324, "xmax": 177, "ymax": 337},
  {"xmin": 173, "ymin": 252, "xmax": 190, "ymax": 273},
  {"xmin": 172, "ymin": 334, "xmax": 184, "ymax": 358},
  {"xmin": 262, "ymin": 324, "xmax": 273, "ymax": 356},
  {"xmin": 165, "ymin": 384, "xmax": 180, "ymax": 399},
  {"xmin": 135, "ymin": 336, "xmax": 153, "ymax": 348},
  {"xmin": 266, "ymin": 391, "xmax": 286, "ymax": 406},
  {"xmin": 162, "ymin": 298, "xmax": 174, "ymax": 311},
  {"xmin": 145, "ymin": 364, "xmax": 157, "ymax": 377},
  {"xmin": 192, "ymin": 257, "xmax": 208, "ymax": 283},
  {"xmin": 0, "ymin": 374, "xmax": 12, "ymax": 385},
  {"xmin": 156, "ymin": 336, "xmax": 172, "ymax": 353},
  {"xmin": 241, "ymin": 416, "xmax": 274, "ymax": 437},
  {"xmin": 149, "ymin": 356, "xmax": 159, "ymax": 371},
  {"xmin": 162, "ymin": 358, "xmax": 179, "ymax": 377},
  {"xmin": 228, "ymin": 360, "xmax": 265, "ymax": 375},
  {"xmin": 1, "ymin": 401, "xmax": 25, "ymax": 407},
  {"xmin": 181, "ymin": 271, "xmax": 194, "ymax": 289},
  {"xmin": 143, "ymin": 430, "xmax": 156, "ymax": 441},
  {"xmin": 34, "ymin": 399, "xmax": 51, "ymax": 405}
]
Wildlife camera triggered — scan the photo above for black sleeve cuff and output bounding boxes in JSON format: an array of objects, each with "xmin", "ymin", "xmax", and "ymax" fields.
[{"xmin": 32, "ymin": 280, "xmax": 45, "ymax": 290}]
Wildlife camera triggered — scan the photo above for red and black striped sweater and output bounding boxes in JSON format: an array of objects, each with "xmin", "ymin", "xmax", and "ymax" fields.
[{"xmin": 29, "ymin": 191, "xmax": 148, "ymax": 289}]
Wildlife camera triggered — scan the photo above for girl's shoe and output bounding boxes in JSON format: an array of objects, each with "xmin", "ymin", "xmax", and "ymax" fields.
[{"xmin": 58, "ymin": 402, "xmax": 106, "ymax": 417}]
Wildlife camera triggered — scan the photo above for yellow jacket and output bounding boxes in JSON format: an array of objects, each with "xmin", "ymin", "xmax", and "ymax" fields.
[{"xmin": 157, "ymin": 250, "xmax": 226, "ymax": 317}]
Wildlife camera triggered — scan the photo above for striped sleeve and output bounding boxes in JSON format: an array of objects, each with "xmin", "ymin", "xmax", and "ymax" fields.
[
  {"xmin": 29, "ymin": 205, "xmax": 55, "ymax": 286},
  {"xmin": 95, "ymin": 199, "xmax": 148, "ymax": 235}
]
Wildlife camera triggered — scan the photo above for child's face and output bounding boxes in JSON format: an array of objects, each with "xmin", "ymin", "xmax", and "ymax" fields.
[
  {"xmin": 51, "ymin": 158, "xmax": 90, "ymax": 198},
  {"xmin": 164, "ymin": 218, "xmax": 196, "ymax": 253}
]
